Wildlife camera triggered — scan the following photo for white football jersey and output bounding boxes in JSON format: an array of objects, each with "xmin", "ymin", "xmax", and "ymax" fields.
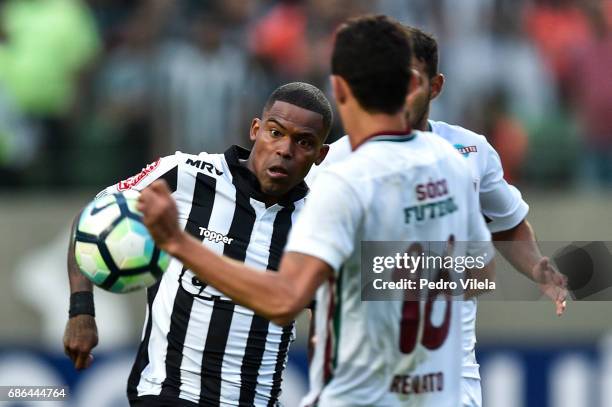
[
  {"xmin": 288, "ymin": 131, "xmax": 493, "ymax": 407},
  {"xmin": 309, "ymin": 122, "xmax": 529, "ymax": 382}
]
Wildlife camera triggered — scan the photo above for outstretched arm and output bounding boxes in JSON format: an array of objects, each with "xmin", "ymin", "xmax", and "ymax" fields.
[
  {"xmin": 63, "ymin": 211, "xmax": 98, "ymax": 370},
  {"xmin": 478, "ymin": 139, "xmax": 567, "ymax": 314},
  {"xmin": 493, "ymin": 219, "xmax": 567, "ymax": 315},
  {"xmin": 138, "ymin": 181, "xmax": 332, "ymax": 326}
]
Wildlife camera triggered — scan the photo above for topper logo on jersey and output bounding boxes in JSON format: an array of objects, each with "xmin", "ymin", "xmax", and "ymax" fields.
[
  {"xmin": 198, "ymin": 227, "xmax": 233, "ymax": 244},
  {"xmin": 178, "ymin": 228, "xmax": 235, "ymax": 297},
  {"xmin": 453, "ymin": 144, "xmax": 478, "ymax": 157},
  {"xmin": 186, "ymin": 158, "xmax": 223, "ymax": 176},
  {"xmin": 117, "ymin": 159, "xmax": 161, "ymax": 191}
]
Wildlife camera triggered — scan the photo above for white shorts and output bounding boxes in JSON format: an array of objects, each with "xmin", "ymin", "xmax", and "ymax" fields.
[{"xmin": 461, "ymin": 377, "xmax": 482, "ymax": 407}]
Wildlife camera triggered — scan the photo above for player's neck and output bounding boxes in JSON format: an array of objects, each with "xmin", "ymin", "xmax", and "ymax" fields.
[
  {"xmin": 344, "ymin": 110, "xmax": 410, "ymax": 151},
  {"xmin": 240, "ymin": 158, "xmax": 285, "ymax": 207},
  {"xmin": 413, "ymin": 114, "xmax": 430, "ymax": 132}
]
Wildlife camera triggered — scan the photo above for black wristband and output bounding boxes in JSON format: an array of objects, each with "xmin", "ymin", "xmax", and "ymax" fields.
[{"xmin": 69, "ymin": 291, "xmax": 95, "ymax": 318}]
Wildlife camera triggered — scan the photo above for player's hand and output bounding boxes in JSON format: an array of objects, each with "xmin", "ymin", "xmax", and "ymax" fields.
[
  {"xmin": 138, "ymin": 180, "xmax": 184, "ymax": 253},
  {"xmin": 532, "ymin": 257, "xmax": 568, "ymax": 316},
  {"xmin": 63, "ymin": 315, "xmax": 98, "ymax": 370}
]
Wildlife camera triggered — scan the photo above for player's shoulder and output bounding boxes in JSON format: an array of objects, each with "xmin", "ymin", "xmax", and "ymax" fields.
[
  {"xmin": 327, "ymin": 135, "xmax": 352, "ymax": 157},
  {"xmin": 327, "ymin": 131, "xmax": 439, "ymax": 176},
  {"xmin": 317, "ymin": 138, "xmax": 375, "ymax": 184},
  {"xmin": 429, "ymin": 120, "xmax": 489, "ymax": 147},
  {"xmin": 415, "ymin": 129, "xmax": 462, "ymax": 153},
  {"xmin": 412, "ymin": 130, "xmax": 475, "ymax": 176},
  {"xmin": 173, "ymin": 150, "xmax": 222, "ymax": 163}
]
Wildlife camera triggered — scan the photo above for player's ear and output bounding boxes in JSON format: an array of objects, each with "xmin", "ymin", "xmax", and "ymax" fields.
[
  {"xmin": 331, "ymin": 75, "xmax": 348, "ymax": 106},
  {"xmin": 430, "ymin": 73, "xmax": 445, "ymax": 100},
  {"xmin": 314, "ymin": 144, "xmax": 330, "ymax": 166},
  {"xmin": 249, "ymin": 118, "xmax": 261, "ymax": 142}
]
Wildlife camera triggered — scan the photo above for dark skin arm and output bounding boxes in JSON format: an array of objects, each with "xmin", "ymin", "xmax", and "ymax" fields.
[
  {"xmin": 138, "ymin": 181, "xmax": 332, "ymax": 326},
  {"xmin": 63, "ymin": 211, "xmax": 98, "ymax": 370},
  {"xmin": 493, "ymin": 219, "xmax": 567, "ymax": 315}
]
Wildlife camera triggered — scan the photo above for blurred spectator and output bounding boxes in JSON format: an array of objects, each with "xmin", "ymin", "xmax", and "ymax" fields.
[
  {"xmin": 0, "ymin": 85, "xmax": 39, "ymax": 186},
  {"xmin": 250, "ymin": 0, "xmax": 309, "ymax": 78},
  {"xmin": 0, "ymin": 0, "xmax": 100, "ymax": 116},
  {"xmin": 0, "ymin": 0, "xmax": 610, "ymax": 190},
  {"xmin": 86, "ymin": 0, "xmax": 145, "ymax": 49},
  {"xmin": 567, "ymin": 0, "xmax": 612, "ymax": 187},
  {"xmin": 482, "ymin": 90, "xmax": 529, "ymax": 184},
  {"xmin": 70, "ymin": 1, "xmax": 174, "ymax": 186},
  {"xmin": 0, "ymin": 0, "xmax": 100, "ymax": 186},
  {"xmin": 524, "ymin": 0, "xmax": 592, "ymax": 98},
  {"xmin": 304, "ymin": 0, "xmax": 366, "ymax": 83},
  {"xmin": 153, "ymin": 7, "xmax": 249, "ymax": 154}
]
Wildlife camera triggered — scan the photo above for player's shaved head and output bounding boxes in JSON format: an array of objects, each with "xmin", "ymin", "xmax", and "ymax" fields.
[
  {"xmin": 264, "ymin": 82, "xmax": 333, "ymax": 141},
  {"xmin": 248, "ymin": 82, "xmax": 331, "ymax": 203}
]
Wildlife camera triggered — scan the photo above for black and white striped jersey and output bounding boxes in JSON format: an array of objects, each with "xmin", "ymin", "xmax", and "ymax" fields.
[{"xmin": 97, "ymin": 146, "xmax": 307, "ymax": 406}]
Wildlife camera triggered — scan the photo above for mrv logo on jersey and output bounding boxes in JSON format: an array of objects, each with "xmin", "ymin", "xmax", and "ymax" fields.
[{"xmin": 186, "ymin": 158, "xmax": 223, "ymax": 175}]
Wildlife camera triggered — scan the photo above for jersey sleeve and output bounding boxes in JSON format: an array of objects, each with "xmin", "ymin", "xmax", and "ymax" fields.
[
  {"xmin": 467, "ymin": 179, "xmax": 495, "ymax": 262},
  {"xmin": 479, "ymin": 142, "xmax": 529, "ymax": 233},
  {"xmin": 95, "ymin": 154, "xmax": 179, "ymax": 199},
  {"xmin": 285, "ymin": 170, "xmax": 364, "ymax": 273}
]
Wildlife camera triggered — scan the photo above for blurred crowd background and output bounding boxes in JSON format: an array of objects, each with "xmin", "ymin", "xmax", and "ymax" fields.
[
  {"xmin": 0, "ymin": 0, "xmax": 611, "ymax": 189},
  {"xmin": 2, "ymin": 1, "xmax": 612, "ymax": 406}
]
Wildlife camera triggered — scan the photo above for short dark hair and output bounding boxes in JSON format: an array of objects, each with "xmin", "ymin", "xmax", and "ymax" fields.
[
  {"xmin": 331, "ymin": 15, "xmax": 412, "ymax": 114},
  {"xmin": 264, "ymin": 82, "xmax": 333, "ymax": 139},
  {"xmin": 404, "ymin": 26, "xmax": 439, "ymax": 79}
]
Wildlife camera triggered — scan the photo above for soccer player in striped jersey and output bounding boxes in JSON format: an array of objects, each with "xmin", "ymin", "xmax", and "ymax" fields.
[
  {"xmin": 308, "ymin": 27, "xmax": 569, "ymax": 407},
  {"xmin": 137, "ymin": 15, "xmax": 495, "ymax": 407},
  {"xmin": 63, "ymin": 82, "xmax": 333, "ymax": 406}
]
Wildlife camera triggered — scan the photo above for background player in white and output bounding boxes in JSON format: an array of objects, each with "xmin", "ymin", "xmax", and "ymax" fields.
[
  {"xmin": 309, "ymin": 26, "xmax": 568, "ymax": 407},
  {"xmin": 137, "ymin": 15, "xmax": 495, "ymax": 407}
]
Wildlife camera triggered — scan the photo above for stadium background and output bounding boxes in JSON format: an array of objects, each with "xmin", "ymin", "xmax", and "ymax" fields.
[{"xmin": 1, "ymin": 0, "xmax": 612, "ymax": 405}]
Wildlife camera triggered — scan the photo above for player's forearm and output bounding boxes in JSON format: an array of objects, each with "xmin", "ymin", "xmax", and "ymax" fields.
[
  {"xmin": 166, "ymin": 232, "xmax": 302, "ymax": 325},
  {"xmin": 68, "ymin": 212, "xmax": 93, "ymax": 294},
  {"xmin": 464, "ymin": 259, "xmax": 496, "ymax": 299},
  {"xmin": 492, "ymin": 219, "xmax": 543, "ymax": 282}
]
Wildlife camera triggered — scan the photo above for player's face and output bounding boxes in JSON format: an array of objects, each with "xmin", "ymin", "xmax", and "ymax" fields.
[
  {"xmin": 406, "ymin": 57, "xmax": 431, "ymax": 131},
  {"xmin": 249, "ymin": 101, "xmax": 328, "ymax": 199}
]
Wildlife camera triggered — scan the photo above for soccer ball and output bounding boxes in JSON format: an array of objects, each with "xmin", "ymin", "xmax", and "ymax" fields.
[{"xmin": 74, "ymin": 190, "xmax": 170, "ymax": 293}]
